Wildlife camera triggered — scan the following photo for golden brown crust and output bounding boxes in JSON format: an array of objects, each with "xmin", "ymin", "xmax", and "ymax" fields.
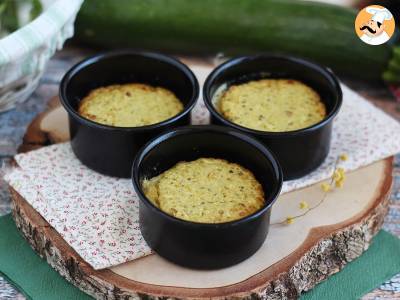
[
  {"xmin": 78, "ymin": 83, "xmax": 183, "ymax": 127},
  {"xmin": 219, "ymin": 79, "xmax": 326, "ymax": 132},
  {"xmin": 142, "ymin": 158, "xmax": 265, "ymax": 223}
]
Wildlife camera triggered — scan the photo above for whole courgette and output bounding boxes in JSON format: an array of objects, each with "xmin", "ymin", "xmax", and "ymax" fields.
[{"xmin": 75, "ymin": 0, "xmax": 399, "ymax": 82}]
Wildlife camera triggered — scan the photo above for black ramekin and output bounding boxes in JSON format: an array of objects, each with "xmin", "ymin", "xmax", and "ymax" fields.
[
  {"xmin": 132, "ymin": 125, "xmax": 283, "ymax": 269},
  {"xmin": 203, "ymin": 55, "xmax": 342, "ymax": 180},
  {"xmin": 60, "ymin": 51, "xmax": 199, "ymax": 178}
]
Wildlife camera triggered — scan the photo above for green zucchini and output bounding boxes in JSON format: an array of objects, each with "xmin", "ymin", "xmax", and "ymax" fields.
[{"xmin": 75, "ymin": 0, "xmax": 399, "ymax": 82}]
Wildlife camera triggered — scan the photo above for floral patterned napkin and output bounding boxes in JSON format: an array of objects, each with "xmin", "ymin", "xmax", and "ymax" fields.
[
  {"xmin": 5, "ymin": 144, "xmax": 151, "ymax": 269},
  {"xmin": 4, "ymin": 74, "xmax": 400, "ymax": 269}
]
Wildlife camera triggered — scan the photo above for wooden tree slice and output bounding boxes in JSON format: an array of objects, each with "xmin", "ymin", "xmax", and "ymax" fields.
[
  {"xmin": 10, "ymin": 158, "xmax": 392, "ymax": 299},
  {"xmin": 10, "ymin": 61, "xmax": 394, "ymax": 299}
]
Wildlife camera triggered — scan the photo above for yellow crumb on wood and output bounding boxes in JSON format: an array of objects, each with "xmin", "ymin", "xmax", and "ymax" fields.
[
  {"xmin": 299, "ymin": 201, "xmax": 309, "ymax": 209},
  {"xmin": 321, "ymin": 182, "xmax": 331, "ymax": 192},
  {"xmin": 286, "ymin": 216, "xmax": 295, "ymax": 224}
]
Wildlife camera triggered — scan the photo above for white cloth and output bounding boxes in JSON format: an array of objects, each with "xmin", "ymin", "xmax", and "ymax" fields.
[
  {"xmin": 0, "ymin": 0, "xmax": 83, "ymax": 111},
  {"xmin": 366, "ymin": 6, "xmax": 393, "ymax": 24},
  {"xmin": 360, "ymin": 31, "xmax": 390, "ymax": 45}
]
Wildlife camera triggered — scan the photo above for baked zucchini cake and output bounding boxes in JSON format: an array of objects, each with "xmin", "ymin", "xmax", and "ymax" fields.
[
  {"xmin": 78, "ymin": 83, "xmax": 183, "ymax": 127},
  {"xmin": 142, "ymin": 158, "xmax": 265, "ymax": 223},
  {"xmin": 218, "ymin": 79, "xmax": 326, "ymax": 132}
]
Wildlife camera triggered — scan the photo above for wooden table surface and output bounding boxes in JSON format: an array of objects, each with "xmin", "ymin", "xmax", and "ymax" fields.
[{"xmin": 0, "ymin": 46, "xmax": 399, "ymax": 299}]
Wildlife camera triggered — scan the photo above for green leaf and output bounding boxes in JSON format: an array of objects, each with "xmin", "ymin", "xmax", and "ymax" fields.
[
  {"xmin": 30, "ymin": 0, "xmax": 42, "ymax": 20},
  {"xmin": 383, "ymin": 70, "xmax": 400, "ymax": 83},
  {"xmin": 388, "ymin": 60, "xmax": 400, "ymax": 73},
  {"xmin": 2, "ymin": 0, "xmax": 19, "ymax": 33},
  {"xmin": 0, "ymin": 2, "xmax": 7, "ymax": 15},
  {"xmin": 0, "ymin": 0, "xmax": 44, "ymax": 35},
  {"xmin": 383, "ymin": 46, "xmax": 400, "ymax": 84}
]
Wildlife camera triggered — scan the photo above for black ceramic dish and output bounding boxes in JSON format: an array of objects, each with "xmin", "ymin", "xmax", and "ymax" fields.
[
  {"xmin": 60, "ymin": 51, "xmax": 199, "ymax": 178},
  {"xmin": 203, "ymin": 55, "xmax": 342, "ymax": 180},
  {"xmin": 132, "ymin": 125, "xmax": 283, "ymax": 269}
]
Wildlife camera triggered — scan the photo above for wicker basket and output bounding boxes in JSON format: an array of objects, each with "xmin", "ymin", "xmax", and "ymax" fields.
[{"xmin": 0, "ymin": 0, "xmax": 83, "ymax": 112}]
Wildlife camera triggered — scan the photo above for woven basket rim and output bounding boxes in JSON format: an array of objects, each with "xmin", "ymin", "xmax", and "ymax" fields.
[{"xmin": 0, "ymin": 0, "xmax": 83, "ymax": 65}]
